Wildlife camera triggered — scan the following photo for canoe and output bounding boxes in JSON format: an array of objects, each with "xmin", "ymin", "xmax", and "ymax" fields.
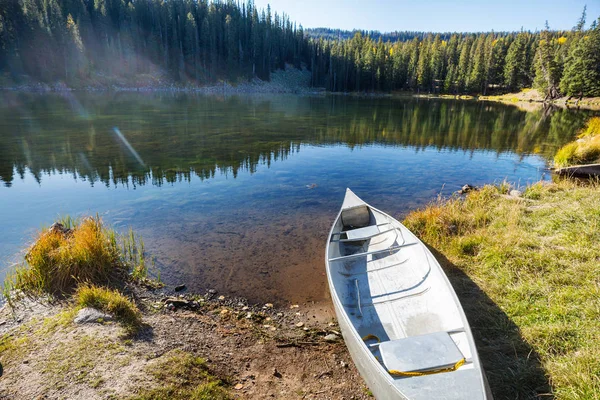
[{"xmin": 325, "ymin": 189, "xmax": 491, "ymax": 400}]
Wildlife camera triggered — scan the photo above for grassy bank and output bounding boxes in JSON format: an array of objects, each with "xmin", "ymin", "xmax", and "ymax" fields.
[
  {"xmin": 3, "ymin": 216, "xmax": 154, "ymax": 300},
  {"xmin": 404, "ymin": 180, "xmax": 600, "ymax": 399},
  {"xmin": 554, "ymin": 117, "xmax": 600, "ymax": 168}
]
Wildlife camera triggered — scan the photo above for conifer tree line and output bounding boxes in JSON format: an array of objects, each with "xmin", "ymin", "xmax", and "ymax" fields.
[
  {"xmin": 0, "ymin": 0, "xmax": 309, "ymax": 83},
  {"xmin": 309, "ymin": 7, "xmax": 600, "ymax": 98},
  {"xmin": 0, "ymin": 1, "xmax": 598, "ymax": 97}
]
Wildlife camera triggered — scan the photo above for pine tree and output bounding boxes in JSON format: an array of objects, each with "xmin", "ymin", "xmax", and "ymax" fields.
[
  {"xmin": 504, "ymin": 32, "xmax": 529, "ymax": 91},
  {"xmin": 533, "ymin": 21, "xmax": 560, "ymax": 99},
  {"xmin": 560, "ymin": 19, "xmax": 600, "ymax": 97}
]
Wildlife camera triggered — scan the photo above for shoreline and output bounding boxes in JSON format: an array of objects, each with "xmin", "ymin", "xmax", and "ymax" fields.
[{"xmin": 3, "ymin": 82, "xmax": 599, "ymax": 112}]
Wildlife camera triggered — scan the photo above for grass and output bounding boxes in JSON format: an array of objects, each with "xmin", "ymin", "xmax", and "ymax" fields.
[
  {"xmin": 554, "ymin": 117, "xmax": 600, "ymax": 168},
  {"xmin": 403, "ymin": 180, "xmax": 600, "ymax": 399},
  {"xmin": 129, "ymin": 350, "xmax": 230, "ymax": 400},
  {"xmin": 3, "ymin": 215, "xmax": 150, "ymax": 298},
  {"xmin": 42, "ymin": 334, "xmax": 126, "ymax": 390},
  {"xmin": 74, "ymin": 284, "xmax": 142, "ymax": 333}
]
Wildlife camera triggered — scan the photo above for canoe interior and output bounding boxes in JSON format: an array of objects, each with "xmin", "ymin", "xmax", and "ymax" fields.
[{"xmin": 326, "ymin": 190, "xmax": 487, "ymax": 399}]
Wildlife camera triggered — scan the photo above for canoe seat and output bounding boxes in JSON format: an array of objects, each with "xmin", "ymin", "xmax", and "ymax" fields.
[
  {"xmin": 379, "ymin": 332, "xmax": 464, "ymax": 374},
  {"xmin": 341, "ymin": 205, "xmax": 370, "ymax": 229}
]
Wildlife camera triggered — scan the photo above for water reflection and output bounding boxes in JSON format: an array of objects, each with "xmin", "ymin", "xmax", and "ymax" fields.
[
  {"xmin": 0, "ymin": 92, "xmax": 595, "ymax": 305},
  {"xmin": 0, "ymin": 92, "xmax": 592, "ymax": 188}
]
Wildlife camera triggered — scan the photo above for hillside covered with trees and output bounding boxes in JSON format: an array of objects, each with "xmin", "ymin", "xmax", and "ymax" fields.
[{"xmin": 0, "ymin": 0, "xmax": 598, "ymax": 98}]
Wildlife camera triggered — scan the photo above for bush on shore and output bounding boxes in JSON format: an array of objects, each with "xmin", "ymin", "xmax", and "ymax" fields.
[{"xmin": 4, "ymin": 215, "xmax": 150, "ymax": 298}]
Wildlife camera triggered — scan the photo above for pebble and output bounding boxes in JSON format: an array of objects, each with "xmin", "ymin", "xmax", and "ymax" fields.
[
  {"xmin": 458, "ymin": 184, "xmax": 477, "ymax": 194},
  {"xmin": 208, "ymin": 289, "xmax": 217, "ymax": 294},
  {"xmin": 340, "ymin": 361, "xmax": 348, "ymax": 368},
  {"xmin": 242, "ymin": 306, "xmax": 249, "ymax": 311},
  {"xmin": 290, "ymin": 304, "xmax": 299, "ymax": 309},
  {"xmin": 264, "ymin": 303, "xmax": 274, "ymax": 309},
  {"xmin": 324, "ymin": 333, "xmax": 339, "ymax": 342},
  {"xmin": 174, "ymin": 284, "xmax": 186, "ymax": 292},
  {"xmin": 218, "ymin": 295, "xmax": 225, "ymax": 300},
  {"xmin": 234, "ymin": 383, "xmax": 244, "ymax": 390},
  {"xmin": 295, "ymin": 322, "xmax": 304, "ymax": 328},
  {"xmin": 276, "ymin": 312, "xmax": 283, "ymax": 317}
]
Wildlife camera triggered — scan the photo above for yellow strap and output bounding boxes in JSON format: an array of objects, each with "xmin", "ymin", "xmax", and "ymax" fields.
[
  {"xmin": 389, "ymin": 358, "xmax": 466, "ymax": 377},
  {"xmin": 362, "ymin": 334, "xmax": 381, "ymax": 342},
  {"xmin": 362, "ymin": 334, "xmax": 465, "ymax": 377}
]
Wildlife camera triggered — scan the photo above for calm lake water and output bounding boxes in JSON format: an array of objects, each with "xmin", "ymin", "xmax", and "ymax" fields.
[{"xmin": 0, "ymin": 92, "xmax": 594, "ymax": 305}]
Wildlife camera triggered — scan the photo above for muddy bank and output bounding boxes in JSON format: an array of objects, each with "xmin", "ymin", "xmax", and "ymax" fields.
[{"xmin": 0, "ymin": 287, "xmax": 369, "ymax": 399}]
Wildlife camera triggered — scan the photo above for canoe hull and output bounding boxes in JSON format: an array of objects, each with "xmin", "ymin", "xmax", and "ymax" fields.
[
  {"xmin": 332, "ymin": 290, "xmax": 406, "ymax": 400},
  {"xmin": 325, "ymin": 189, "xmax": 491, "ymax": 400}
]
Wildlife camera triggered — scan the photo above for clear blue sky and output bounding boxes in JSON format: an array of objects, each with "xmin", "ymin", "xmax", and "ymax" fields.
[{"xmin": 252, "ymin": 0, "xmax": 600, "ymax": 32}]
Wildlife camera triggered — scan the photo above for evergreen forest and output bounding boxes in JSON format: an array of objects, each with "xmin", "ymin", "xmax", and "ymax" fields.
[{"xmin": 0, "ymin": 0, "xmax": 598, "ymax": 97}]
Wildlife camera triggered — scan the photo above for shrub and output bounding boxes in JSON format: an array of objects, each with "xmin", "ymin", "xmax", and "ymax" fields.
[
  {"xmin": 554, "ymin": 117, "xmax": 600, "ymax": 167},
  {"xmin": 5, "ymin": 216, "xmax": 149, "ymax": 297}
]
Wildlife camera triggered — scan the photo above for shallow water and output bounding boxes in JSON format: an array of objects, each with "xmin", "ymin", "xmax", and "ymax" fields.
[{"xmin": 0, "ymin": 92, "xmax": 594, "ymax": 305}]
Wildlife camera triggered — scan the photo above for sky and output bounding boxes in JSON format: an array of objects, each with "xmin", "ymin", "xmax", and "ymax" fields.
[{"xmin": 251, "ymin": 0, "xmax": 600, "ymax": 33}]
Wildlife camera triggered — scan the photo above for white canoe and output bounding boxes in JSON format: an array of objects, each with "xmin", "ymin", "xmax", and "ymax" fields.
[{"xmin": 325, "ymin": 189, "xmax": 491, "ymax": 400}]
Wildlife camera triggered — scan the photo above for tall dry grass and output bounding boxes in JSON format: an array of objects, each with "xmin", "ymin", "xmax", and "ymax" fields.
[
  {"xmin": 554, "ymin": 116, "xmax": 600, "ymax": 167},
  {"xmin": 4, "ymin": 216, "xmax": 150, "ymax": 298}
]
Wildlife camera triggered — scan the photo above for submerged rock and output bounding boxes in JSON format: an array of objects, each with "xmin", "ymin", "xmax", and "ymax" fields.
[
  {"xmin": 174, "ymin": 284, "xmax": 186, "ymax": 292},
  {"xmin": 74, "ymin": 308, "xmax": 113, "ymax": 324}
]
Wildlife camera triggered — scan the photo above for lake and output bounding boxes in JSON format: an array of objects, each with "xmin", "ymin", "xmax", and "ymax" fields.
[{"xmin": 0, "ymin": 92, "xmax": 593, "ymax": 306}]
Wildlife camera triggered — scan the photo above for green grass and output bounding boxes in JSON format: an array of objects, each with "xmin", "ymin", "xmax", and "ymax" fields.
[
  {"xmin": 403, "ymin": 180, "xmax": 600, "ymax": 399},
  {"xmin": 74, "ymin": 285, "xmax": 142, "ymax": 333},
  {"xmin": 42, "ymin": 334, "xmax": 126, "ymax": 390},
  {"xmin": 554, "ymin": 117, "xmax": 600, "ymax": 168},
  {"xmin": 129, "ymin": 350, "xmax": 230, "ymax": 400}
]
